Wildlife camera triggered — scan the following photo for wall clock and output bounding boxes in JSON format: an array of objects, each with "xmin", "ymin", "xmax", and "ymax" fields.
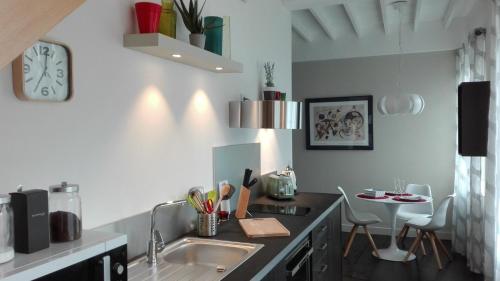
[{"xmin": 12, "ymin": 39, "xmax": 73, "ymax": 102}]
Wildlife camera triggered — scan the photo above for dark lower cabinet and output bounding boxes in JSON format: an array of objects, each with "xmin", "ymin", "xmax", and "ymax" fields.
[{"xmin": 262, "ymin": 204, "xmax": 342, "ymax": 281}]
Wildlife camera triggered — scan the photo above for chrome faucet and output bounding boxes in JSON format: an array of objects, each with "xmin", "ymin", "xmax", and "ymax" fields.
[{"xmin": 147, "ymin": 200, "xmax": 187, "ymax": 265}]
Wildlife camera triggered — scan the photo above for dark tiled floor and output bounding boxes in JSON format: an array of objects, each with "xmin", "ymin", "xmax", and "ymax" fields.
[{"xmin": 342, "ymin": 232, "xmax": 484, "ymax": 281}]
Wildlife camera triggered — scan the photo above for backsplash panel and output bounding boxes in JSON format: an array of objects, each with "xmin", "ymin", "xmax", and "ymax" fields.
[{"xmin": 213, "ymin": 143, "xmax": 263, "ymax": 208}]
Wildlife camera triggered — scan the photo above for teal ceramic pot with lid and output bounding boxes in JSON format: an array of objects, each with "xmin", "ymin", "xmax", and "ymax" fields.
[{"xmin": 204, "ymin": 16, "xmax": 223, "ymax": 55}]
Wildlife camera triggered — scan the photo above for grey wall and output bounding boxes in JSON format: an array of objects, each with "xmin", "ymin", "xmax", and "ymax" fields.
[{"xmin": 292, "ymin": 51, "xmax": 456, "ymax": 236}]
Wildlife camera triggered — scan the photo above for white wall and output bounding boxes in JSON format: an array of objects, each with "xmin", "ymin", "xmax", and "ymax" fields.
[
  {"xmin": 0, "ymin": 0, "xmax": 292, "ymax": 229},
  {"xmin": 292, "ymin": 51, "xmax": 456, "ymax": 235}
]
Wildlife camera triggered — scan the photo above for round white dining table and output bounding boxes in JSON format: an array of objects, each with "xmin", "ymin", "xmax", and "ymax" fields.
[{"xmin": 355, "ymin": 193, "xmax": 432, "ymax": 262}]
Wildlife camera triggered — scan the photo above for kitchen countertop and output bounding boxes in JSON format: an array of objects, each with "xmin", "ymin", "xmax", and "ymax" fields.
[
  {"xmin": 214, "ymin": 192, "xmax": 343, "ymax": 281},
  {"xmin": 0, "ymin": 230, "xmax": 126, "ymax": 281}
]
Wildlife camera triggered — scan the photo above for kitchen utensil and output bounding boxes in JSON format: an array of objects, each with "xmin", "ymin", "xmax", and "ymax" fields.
[
  {"xmin": 218, "ymin": 182, "xmax": 231, "ymax": 217},
  {"xmin": 247, "ymin": 178, "xmax": 258, "ymax": 188},
  {"xmin": 266, "ymin": 174, "xmax": 295, "ymax": 200},
  {"xmin": 238, "ymin": 218, "xmax": 290, "ymax": 238},
  {"xmin": 188, "ymin": 187, "xmax": 206, "ymax": 213},
  {"xmin": 235, "ymin": 185, "xmax": 251, "ymax": 219},
  {"xmin": 213, "ymin": 184, "xmax": 231, "ymax": 213},
  {"xmin": 197, "ymin": 212, "xmax": 218, "ymax": 237},
  {"xmin": 207, "ymin": 190, "xmax": 217, "ymax": 202},
  {"xmin": 186, "ymin": 195, "xmax": 203, "ymax": 213},
  {"xmin": 226, "ymin": 184, "xmax": 236, "ymax": 199},
  {"xmin": 191, "ymin": 194, "xmax": 205, "ymax": 213},
  {"xmin": 243, "ymin": 169, "xmax": 252, "ymax": 187},
  {"xmin": 204, "ymin": 199, "xmax": 214, "ymax": 214},
  {"xmin": 0, "ymin": 194, "xmax": 14, "ymax": 264}
]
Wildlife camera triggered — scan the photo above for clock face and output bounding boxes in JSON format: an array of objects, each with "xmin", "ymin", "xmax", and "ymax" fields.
[{"xmin": 21, "ymin": 41, "xmax": 70, "ymax": 101}]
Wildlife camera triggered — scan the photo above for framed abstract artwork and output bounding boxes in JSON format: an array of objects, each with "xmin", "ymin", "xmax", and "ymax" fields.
[{"xmin": 305, "ymin": 95, "xmax": 373, "ymax": 150}]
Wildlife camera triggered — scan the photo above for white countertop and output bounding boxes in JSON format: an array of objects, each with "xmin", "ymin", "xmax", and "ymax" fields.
[{"xmin": 0, "ymin": 230, "xmax": 127, "ymax": 281}]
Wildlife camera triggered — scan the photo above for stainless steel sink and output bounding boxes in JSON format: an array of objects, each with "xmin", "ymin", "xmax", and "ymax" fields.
[{"xmin": 128, "ymin": 238, "xmax": 264, "ymax": 281}]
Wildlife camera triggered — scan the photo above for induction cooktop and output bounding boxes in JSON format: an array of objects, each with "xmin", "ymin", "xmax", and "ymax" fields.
[{"xmin": 247, "ymin": 204, "xmax": 311, "ymax": 216}]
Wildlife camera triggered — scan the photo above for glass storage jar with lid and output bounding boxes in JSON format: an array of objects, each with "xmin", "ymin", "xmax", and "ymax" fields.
[
  {"xmin": 49, "ymin": 182, "xmax": 82, "ymax": 242},
  {"xmin": 0, "ymin": 194, "xmax": 14, "ymax": 263}
]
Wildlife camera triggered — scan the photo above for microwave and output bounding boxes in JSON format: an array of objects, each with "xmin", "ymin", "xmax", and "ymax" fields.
[{"xmin": 34, "ymin": 245, "xmax": 127, "ymax": 281}]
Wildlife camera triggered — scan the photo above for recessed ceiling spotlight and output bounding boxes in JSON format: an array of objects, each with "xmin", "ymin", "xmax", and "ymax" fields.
[
  {"xmin": 215, "ymin": 67, "xmax": 223, "ymax": 71},
  {"xmin": 172, "ymin": 54, "xmax": 182, "ymax": 58}
]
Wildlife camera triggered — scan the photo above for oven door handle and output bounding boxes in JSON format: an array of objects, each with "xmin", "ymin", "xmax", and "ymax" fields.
[
  {"xmin": 287, "ymin": 248, "xmax": 314, "ymax": 277},
  {"xmin": 101, "ymin": 255, "xmax": 111, "ymax": 281}
]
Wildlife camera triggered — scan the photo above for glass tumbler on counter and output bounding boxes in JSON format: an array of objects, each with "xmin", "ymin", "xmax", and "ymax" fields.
[
  {"xmin": 49, "ymin": 182, "xmax": 82, "ymax": 243},
  {"xmin": 0, "ymin": 194, "xmax": 14, "ymax": 264}
]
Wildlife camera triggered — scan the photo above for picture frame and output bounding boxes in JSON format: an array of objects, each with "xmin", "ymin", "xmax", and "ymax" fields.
[{"xmin": 305, "ymin": 95, "xmax": 373, "ymax": 150}]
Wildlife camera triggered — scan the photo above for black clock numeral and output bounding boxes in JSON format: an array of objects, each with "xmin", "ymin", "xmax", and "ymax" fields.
[
  {"xmin": 56, "ymin": 80, "xmax": 63, "ymax": 86},
  {"xmin": 23, "ymin": 64, "xmax": 30, "ymax": 74},
  {"xmin": 51, "ymin": 86, "xmax": 57, "ymax": 95},
  {"xmin": 24, "ymin": 54, "xmax": 33, "ymax": 62},
  {"xmin": 32, "ymin": 46, "xmax": 38, "ymax": 56},
  {"xmin": 39, "ymin": 46, "xmax": 49, "ymax": 56},
  {"xmin": 25, "ymin": 77, "xmax": 33, "ymax": 83},
  {"xmin": 41, "ymin": 87, "xmax": 49, "ymax": 96},
  {"xmin": 57, "ymin": 69, "xmax": 64, "ymax": 78}
]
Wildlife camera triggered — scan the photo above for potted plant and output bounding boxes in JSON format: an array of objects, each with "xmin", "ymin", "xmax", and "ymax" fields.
[
  {"xmin": 174, "ymin": 0, "xmax": 207, "ymax": 48},
  {"xmin": 263, "ymin": 62, "xmax": 278, "ymax": 100}
]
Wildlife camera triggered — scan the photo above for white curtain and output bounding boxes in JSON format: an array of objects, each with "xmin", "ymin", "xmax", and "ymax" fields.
[
  {"xmin": 452, "ymin": 32, "xmax": 486, "ymax": 274},
  {"xmin": 453, "ymin": 1, "xmax": 500, "ymax": 280},
  {"xmin": 484, "ymin": 1, "xmax": 500, "ymax": 280}
]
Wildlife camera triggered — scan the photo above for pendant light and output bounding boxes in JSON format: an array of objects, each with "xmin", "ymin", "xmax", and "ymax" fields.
[{"xmin": 378, "ymin": 0, "xmax": 425, "ymax": 116}]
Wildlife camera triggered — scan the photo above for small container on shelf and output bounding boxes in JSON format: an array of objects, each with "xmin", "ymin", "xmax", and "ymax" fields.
[
  {"xmin": 158, "ymin": 0, "xmax": 176, "ymax": 38},
  {"xmin": 0, "ymin": 194, "xmax": 14, "ymax": 264},
  {"xmin": 49, "ymin": 182, "xmax": 82, "ymax": 243},
  {"xmin": 135, "ymin": 2, "xmax": 162, "ymax": 33}
]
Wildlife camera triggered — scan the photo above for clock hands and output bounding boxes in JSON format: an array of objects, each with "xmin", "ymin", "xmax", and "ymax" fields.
[
  {"xmin": 34, "ymin": 72, "xmax": 44, "ymax": 92},
  {"xmin": 34, "ymin": 50, "xmax": 50, "ymax": 92}
]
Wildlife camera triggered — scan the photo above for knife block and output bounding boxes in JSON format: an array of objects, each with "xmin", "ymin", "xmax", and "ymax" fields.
[{"xmin": 235, "ymin": 185, "xmax": 250, "ymax": 219}]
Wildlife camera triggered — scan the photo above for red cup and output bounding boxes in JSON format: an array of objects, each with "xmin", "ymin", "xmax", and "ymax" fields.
[{"xmin": 135, "ymin": 2, "xmax": 162, "ymax": 33}]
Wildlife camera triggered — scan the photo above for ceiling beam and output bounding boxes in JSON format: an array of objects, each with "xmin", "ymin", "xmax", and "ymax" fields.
[
  {"xmin": 309, "ymin": 8, "xmax": 337, "ymax": 40},
  {"xmin": 282, "ymin": 0, "xmax": 343, "ymax": 11},
  {"xmin": 413, "ymin": 0, "xmax": 423, "ymax": 31},
  {"xmin": 292, "ymin": 20, "xmax": 313, "ymax": 42},
  {"xmin": 443, "ymin": 0, "xmax": 461, "ymax": 29},
  {"xmin": 378, "ymin": 0, "xmax": 389, "ymax": 34},
  {"xmin": 343, "ymin": 2, "xmax": 361, "ymax": 37}
]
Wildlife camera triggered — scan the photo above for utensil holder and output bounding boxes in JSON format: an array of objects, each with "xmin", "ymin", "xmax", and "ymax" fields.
[{"xmin": 197, "ymin": 213, "xmax": 218, "ymax": 237}]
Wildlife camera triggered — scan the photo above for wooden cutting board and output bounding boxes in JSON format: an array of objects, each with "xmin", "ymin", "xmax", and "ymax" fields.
[{"xmin": 238, "ymin": 218, "xmax": 290, "ymax": 238}]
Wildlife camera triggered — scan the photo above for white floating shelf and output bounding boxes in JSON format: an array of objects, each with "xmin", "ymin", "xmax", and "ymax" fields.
[{"xmin": 123, "ymin": 33, "xmax": 243, "ymax": 73}]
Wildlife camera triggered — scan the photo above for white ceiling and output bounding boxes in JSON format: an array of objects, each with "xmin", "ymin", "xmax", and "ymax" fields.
[{"xmin": 285, "ymin": 0, "xmax": 477, "ymax": 42}]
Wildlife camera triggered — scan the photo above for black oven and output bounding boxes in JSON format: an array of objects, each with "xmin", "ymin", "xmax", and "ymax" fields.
[
  {"xmin": 285, "ymin": 237, "xmax": 314, "ymax": 281},
  {"xmin": 34, "ymin": 245, "xmax": 127, "ymax": 281}
]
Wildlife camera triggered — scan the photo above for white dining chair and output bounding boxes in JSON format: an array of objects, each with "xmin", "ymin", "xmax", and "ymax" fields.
[
  {"xmin": 337, "ymin": 186, "xmax": 382, "ymax": 258},
  {"xmin": 403, "ymin": 194, "xmax": 455, "ymax": 270},
  {"xmin": 397, "ymin": 184, "xmax": 433, "ymax": 244}
]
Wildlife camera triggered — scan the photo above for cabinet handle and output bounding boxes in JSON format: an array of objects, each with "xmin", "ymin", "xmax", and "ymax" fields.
[
  {"xmin": 319, "ymin": 225, "xmax": 327, "ymax": 233},
  {"xmin": 319, "ymin": 242, "xmax": 328, "ymax": 251},
  {"xmin": 320, "ymin": 264, "xmax": 328, "ymax": 273}
]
